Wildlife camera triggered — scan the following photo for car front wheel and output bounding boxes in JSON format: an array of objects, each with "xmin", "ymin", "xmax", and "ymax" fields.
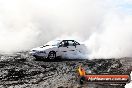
[{"xmin": 48, "ymin": 51, "xmax": 56, "ymax": 60}]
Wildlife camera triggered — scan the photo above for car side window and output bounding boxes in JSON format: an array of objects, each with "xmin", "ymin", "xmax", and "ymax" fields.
[
  {"xmin": 68, "ymin": 40, "xmax": 75, "ymax": 46},
  {"xmin": 59, "ymin": 41, "xmax": 69, "ymax": 47},
  {"xmin": 64, "ymin": 41, "xmax": 69, "ymax": 47},
  {"xmin": 59, "ymin": 41, "xmax": 64, "ymax": 47}
]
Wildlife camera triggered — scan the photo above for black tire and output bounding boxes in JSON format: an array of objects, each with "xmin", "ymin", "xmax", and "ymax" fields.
[{"xmin": 48, "ymin": 51, "xmax": 56, "ymax": 60}]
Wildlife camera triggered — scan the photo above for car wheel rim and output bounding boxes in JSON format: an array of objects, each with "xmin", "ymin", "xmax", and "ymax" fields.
[{"xmin": 49, "ymin": 53, "xmax": 55, "ymax": 59}]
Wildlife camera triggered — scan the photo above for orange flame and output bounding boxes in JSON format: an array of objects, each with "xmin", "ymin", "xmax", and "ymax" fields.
[{"xmin": 78, "ymin": 65, "xmax": 86, "ymax": 76}]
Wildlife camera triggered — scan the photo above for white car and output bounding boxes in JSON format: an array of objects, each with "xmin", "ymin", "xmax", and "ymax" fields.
[{"xmin": 30, "ymin": 40, "xmax": 87, "ymax": 60}]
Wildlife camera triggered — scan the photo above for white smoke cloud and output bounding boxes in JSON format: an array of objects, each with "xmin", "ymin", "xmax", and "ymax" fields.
[
  {"xmin": 86, "ymin": 10, "xmax": 132, "ymax": 58},
  {"xmin": 0, "ymin": 0, "xmax": 132, "ymax": 59},
  {"xmin": 0, "ymin": 0, "xmax": 106, "ymax": 52}
]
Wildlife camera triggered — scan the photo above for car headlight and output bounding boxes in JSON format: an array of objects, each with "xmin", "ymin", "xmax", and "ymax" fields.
[
  {"xmin": 31, "ymin": 50, "xmax": 46, "ymax": 54},
  {"xmin": 30, "ymin": 50, "xmax": 37, "ymax": 52}
]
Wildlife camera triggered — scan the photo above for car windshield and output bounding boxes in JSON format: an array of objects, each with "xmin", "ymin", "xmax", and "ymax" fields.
[{"xmin": 45, "ymin": 40, "xmax": 61, "ymax": 46}]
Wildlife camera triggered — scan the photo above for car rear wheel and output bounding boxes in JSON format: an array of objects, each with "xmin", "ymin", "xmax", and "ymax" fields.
[{"xmin": 48, "ymin": 51, "xmax": 56, "ymax": 60}]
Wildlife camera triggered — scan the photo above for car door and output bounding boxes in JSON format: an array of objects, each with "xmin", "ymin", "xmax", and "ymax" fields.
[
  {"xmin": 57, "ymin": 40, "xmax": 69, "ymax": 58},
  {"xmin": 67, "ymin": 40, "xmax": 76, "ymax": 53},
  {"xmin": 64, "ymin": 40, "xmax": 76, "ymax": 58}
]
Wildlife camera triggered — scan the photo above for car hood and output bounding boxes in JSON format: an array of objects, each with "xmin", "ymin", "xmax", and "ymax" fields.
[{"xmin": 31, "ymin": 45, "xmax": 57, "ymax": 51}]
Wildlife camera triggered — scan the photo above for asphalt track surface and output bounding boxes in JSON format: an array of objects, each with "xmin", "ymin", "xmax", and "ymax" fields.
[{"xmin": 0, "ymin": 52, "xmax": 131, "ymax": 88}]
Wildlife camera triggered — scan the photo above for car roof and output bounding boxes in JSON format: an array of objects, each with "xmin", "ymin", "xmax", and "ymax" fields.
[{"xmin": 61, "ymin": 40, "xmax": 75, "ymax": 41}]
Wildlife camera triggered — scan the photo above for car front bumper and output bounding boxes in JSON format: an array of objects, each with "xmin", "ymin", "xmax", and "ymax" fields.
[{"xmin": 29, "ymin": 51, "xmax": 48, "ymax": 58}]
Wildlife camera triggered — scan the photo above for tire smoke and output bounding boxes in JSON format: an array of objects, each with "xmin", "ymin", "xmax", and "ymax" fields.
[{"xmin": 0, "ymin": 0, "xmax": 132, "ymax": 58}]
